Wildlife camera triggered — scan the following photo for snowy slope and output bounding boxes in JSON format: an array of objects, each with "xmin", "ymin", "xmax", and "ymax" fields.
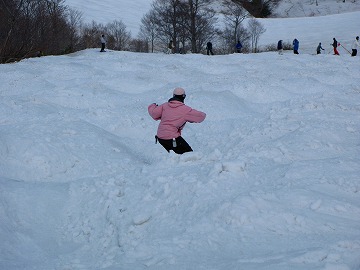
[
  {"xmin": 274, "ymin": 0, "xmax": 360, "ymax": 17},
  {"xmin": 65, "ymin": 0, "xmax": 360, "ymax": 37},
  {"xmin": 257, "ymin": 11, "xmax": 360, "ymax": 54},
  {"xmin": 1, "ymin": 50, "xmax": 360, "ymax": 270},
  {"xmin": 1, "ymin": 4, "xmax": 360, "ymax": 270}
]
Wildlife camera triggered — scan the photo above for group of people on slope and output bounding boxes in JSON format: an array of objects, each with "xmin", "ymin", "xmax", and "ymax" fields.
[
  {"xmin": 166, "ymin": 40, "xmax": 242, "ymax": 55},
  {"xmin": 277, "ymin": 36, "xmax": 360, "ymax": 56},
  {"xmin": 277, "ymin": 39, "xmax": 297, "ymax": 55},
  {"xmin": 323, "ymin": 37, "xmax": 359, "ymax": 56},
  {"xmin": 207, "ymin": 40, "xmax": 244, "ymax": 55},
  {"xmin": 167, "ymin": 40, "xmax": 215, "ymax": 55},
  {"xmin": 99, "ymin": 33, "xmax": 359, "ymax": 57}
]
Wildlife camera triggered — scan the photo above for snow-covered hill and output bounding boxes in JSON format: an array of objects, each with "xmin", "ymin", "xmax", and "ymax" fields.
[
  {"xmin": 65, "ymin": 0, "xmax": 360, "ymax": 36},
  {"xmin": 274, "ymin": 0, "xmax": 360, "ymax": 18},
  {"xmin": 1, "ymin": 49, "xmax": 360, "ymax": 270},
  {"xmin": 257, "ymin": 11, "xmax": 359, "ymax": 54},
  {"xmin": 1, "ymin": 1, "xmax": 360, "ymax": 270},
  {"xmin": 65, "ymin": 0, "xmax": 360, "ymax": 54}
]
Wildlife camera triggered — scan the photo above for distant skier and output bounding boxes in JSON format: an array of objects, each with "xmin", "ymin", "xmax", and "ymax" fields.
[
  {"xmin": 167, "ymin": 40, "xmax": 174, "ymax": 54},
  {"xmin": 332, "ymin": 38, "xmax": 340, "ymax": 55},
  {"xmin": 148, "ymin": 87, "xmax": 206, "ymax": 154},
  {"xmin": 293, "ymin": 38, "xmax": 299, "ymax": 54},
  {"xmin": 236, "ymin": 40, "xmax": 243, "ymax": 53},
  {"xmin": 277, "ymin": 40, "xmax": 283, "ymax": 55},
  {"xmin": 206, "ymin": 41, "xmax": 214, "ymax": 55},
  {"xmin": 316, "ymin": 42, "xmax": 324, "ymax": 54},
  {"xmin": 351, "ymin": 36, "xmax": 359, "ymax": 56},
  {"xmin": 100, "ymin": 34, "xmax": 106, "ymax": 52}
]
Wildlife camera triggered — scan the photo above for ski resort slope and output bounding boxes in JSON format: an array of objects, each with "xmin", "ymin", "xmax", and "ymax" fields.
[
  {"xmin": 65, "ymin": 0, "xmax": 360, "ymax": 54},
  {"xmin": 1, "ymin": 8, "xmax": 360, "ymax": 270},
  {"xmin": 257, "ymin": 11, "xmax": 360, "ymax": 54},
  {"xmin": 1, "ymin": 49, "xmax": 360, "ymax": 270}
]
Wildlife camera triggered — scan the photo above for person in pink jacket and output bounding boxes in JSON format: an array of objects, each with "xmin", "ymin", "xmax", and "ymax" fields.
[{"xmin": 148, "ymin": 87, "xmax": 206, "ymax": 154}]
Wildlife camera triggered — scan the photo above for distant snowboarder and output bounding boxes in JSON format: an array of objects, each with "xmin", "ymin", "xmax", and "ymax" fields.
[
  {"xmin": 100, "ymin": 34, "xmax": 106, "ymax": 52},
  {"xmin": 293, "ymin": 38, "xmax": 299, "ymax": 54},
  {"xmin": 351, "ymin": 36, "xmax": 359, "ymax": 56},
  {"xmin": 316, "ymin": 42, "xmax": 324, "ymax": 54},
  {"xmin": 277, "ymin": 40, "xmax": 283, "ymax": 55},
  {"xmin": 167, "ymin": 40, "xmax": 174, "ymax": 54},
  {"xmin": 148, "ymin": 87, "xmax": 206, "ymax": 154},
  {"xmin": 332, "ymin": 38, "xmax": 340, "ymax": 55},
  {"xmin": 206, "ymin": 41, "xmax": 214, "ymax": 55}
]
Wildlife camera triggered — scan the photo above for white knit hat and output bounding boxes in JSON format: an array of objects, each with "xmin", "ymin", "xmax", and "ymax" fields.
[{"xmin": 173, "ymin": 87, "xmax": 185, "ymax": 96}]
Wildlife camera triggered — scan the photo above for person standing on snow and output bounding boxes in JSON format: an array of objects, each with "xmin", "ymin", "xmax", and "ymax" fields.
[
  {"xmin": 206, "ymin": 41, "xmax": 214, "ymax": 55},
  {"xmin": 148, "ymin": 87, "xmax": 206, "ymax": 154},
  {"xmin": 351, "ymin": 36, "xmax": 360, "ymax": 56},
  {"xmin": 236, "ymin": 40, "xmax": 243, "ymax": 53},
  {"xmin": 100, "ymin": 34, "xmax": 106, "ymax": 52},
  {"xmin": 293, "ymin": 38, "xmax": 299, "ymax": 54},
  {"xmin": 277, "ymin": 40, "xmax": 283, "ymax": 55},
  {"xmin": 332, "ymin": 38, "xmax": 340, "ymax": 55},
  {"xmin": 316, "ymin": 42, "xmax": 324, "ymax": 54},
  {"xmin": 167, "ymin": 40, "xmax": 175, "ymax": 54}
]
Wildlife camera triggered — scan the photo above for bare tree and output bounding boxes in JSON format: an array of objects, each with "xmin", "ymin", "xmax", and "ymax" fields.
[
  {"xmin": 221, "ymin": 0, "xmax": 248, "ymax": 51},
  {"xmin": 247, "ymin": 18, "xmax": 266, "ymax": 52},
  {"xmin": 139, "ymin": 10, "xmax": 158, "ymax": 53},
  {"xmin": 107, "ymin": 20, "xmax": 131, "ymax": 51},
  {"xmin": 151, "ymin": 0, "xmax": 184, "ymax": 52},
  {"xmin": 41, "ymin": 0, "xmax": 71, "ymax": 54},
  {"xmin": 0, "ymin": 0, "xmax": 81, "ymax": 63},
  {"xmin": 129, "ymin": 38, "xmax": 149, "ymax": 53},
  {"xmin": 66, "ymin": 8, "xmax": 83, "ymax": 53},
  {"xmin": 0, "ymin": 0, "xmax": 27, "ymax": 62},
  {"xmin": 220, "ymin": 24, "xmax": 250, "ymax": 53},
  {"xmin": 186, "ymin": 0, "xmax": 217, "ymax": 53},
  {"xmin": 81, "ymin": 21, "xmax": 105, "ymax": 49},
  {"xmin": 144, "ymin": 0, "xmax": 218, "ymax": 53}
]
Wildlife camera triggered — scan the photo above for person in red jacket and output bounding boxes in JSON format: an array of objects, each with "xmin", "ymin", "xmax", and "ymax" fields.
[
  {"xmin": 148, "ymin": 87, "xmax": 206, "ymax": 154},
  {"xmin": 332, "ymin": 38, "xmax": 340, "ymax": 55}
]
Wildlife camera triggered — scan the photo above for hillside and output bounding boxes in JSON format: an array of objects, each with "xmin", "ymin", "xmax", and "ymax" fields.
[
  {"xmin": 65, "ymin": 0, "xmax": 360, "ymax": 36},
  {"xmin": 1, "ymin": 45, "xmax": 360, "ymax": 270},
  {"xmin": 274, "ymin": 0, "xmax": 360, "ymax": 17},
  {"xmin": 1, "ymin": 1, "xmax": 360, "ymax": 270}
]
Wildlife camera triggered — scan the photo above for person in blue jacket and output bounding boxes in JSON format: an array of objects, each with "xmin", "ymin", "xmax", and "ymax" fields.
[
  {"xmin": 316, "ymin": 42, "xmax": 324, "ymax": 54},
  {"xmin": 293, "ymin": 38, "xmax": 299, "ymax": 54},
  {"xmin": 236, "ymin": 40, "xmax": 242, "ymax": 53}
]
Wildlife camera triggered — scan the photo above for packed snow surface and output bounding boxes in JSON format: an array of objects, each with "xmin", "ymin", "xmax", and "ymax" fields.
[{"xmin": 1, "ymin": 7, "xmax": 360, "ymax": 270}]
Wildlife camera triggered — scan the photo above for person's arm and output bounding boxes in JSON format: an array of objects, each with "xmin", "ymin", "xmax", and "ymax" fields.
[
  {"xmin": 148, "ymin": 103, "xmax": 163, "ymax": 120},
  {"xmin": 185, "ymin": 108, "xmax": 206, "ymax": 123}
]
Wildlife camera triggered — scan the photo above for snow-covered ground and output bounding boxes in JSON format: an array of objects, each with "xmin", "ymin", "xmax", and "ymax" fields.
[
  {"xmin": 257, "ymin": 11, "xmax": 360, "ymax": 54},
  {"xmin": 65, "ymin": 0, "xmax": 360, "ymax": 54},
  {"xmin": 1, "ymin": 3, "xmax": 360, "ymax": 270},
  {"xmin": 274, "ymin": 0, "xmax": 360, "ymax": 18},
  {"xmin": 65, "ymin": 0, "xmax": 360, "ymax": 43}
]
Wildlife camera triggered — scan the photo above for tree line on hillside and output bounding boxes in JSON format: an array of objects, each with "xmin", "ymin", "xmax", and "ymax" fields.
[
  {"xmin": 0, "ymin": 0, "xmax": 276, "ymax": 63},
  {"xmin": 139, "ymin": 0, "xmax": 265, "ymax": 54}
]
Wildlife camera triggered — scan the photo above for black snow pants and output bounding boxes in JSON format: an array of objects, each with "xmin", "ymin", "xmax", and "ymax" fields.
[{"xmin": 155, "ymin": 136, "xmax": 193, "ymax": 154}]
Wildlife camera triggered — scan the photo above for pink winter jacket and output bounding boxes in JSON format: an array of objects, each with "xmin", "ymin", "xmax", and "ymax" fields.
[{"xmin": 148, "ymin": 100, "xmax": 206, "ymax": 140}]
